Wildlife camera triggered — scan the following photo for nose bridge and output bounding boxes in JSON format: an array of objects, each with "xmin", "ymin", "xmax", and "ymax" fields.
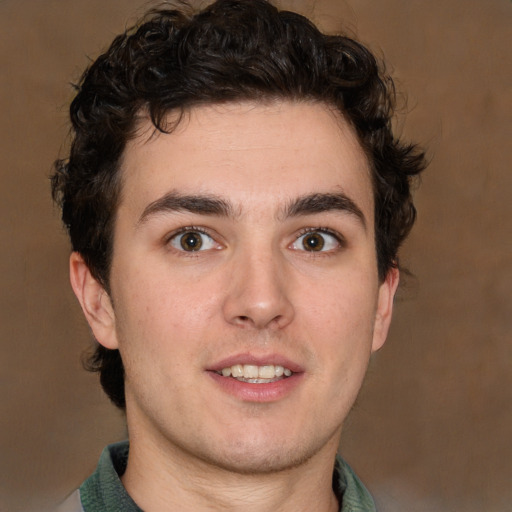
[{"xmin": 223, "ymin": 239, "xmax": 294, "ymax": 330}]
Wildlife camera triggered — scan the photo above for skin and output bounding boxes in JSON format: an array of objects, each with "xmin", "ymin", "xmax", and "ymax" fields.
[{"xmin": 71, "ymin": 100, "xmax": 399, "ymax": 512}]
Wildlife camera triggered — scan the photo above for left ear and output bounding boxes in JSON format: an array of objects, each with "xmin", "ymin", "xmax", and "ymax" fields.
[
  {"xmin": 371, "ymin": 267, "xmax": 400, "ymax": 353},
  {"xmin": 69, "ymin": 252, "xmax": 118, "ymax": 350}
]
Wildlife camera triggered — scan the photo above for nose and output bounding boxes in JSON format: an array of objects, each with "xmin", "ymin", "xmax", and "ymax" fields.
[{"xmin": 222, "ymin": 248, "xmax": 295, "ymax": 330}]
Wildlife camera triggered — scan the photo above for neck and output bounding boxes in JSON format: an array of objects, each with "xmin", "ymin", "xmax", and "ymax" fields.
[{"xmin": 121, "ymin": 427, "xmax": 340, "ymax": 512}]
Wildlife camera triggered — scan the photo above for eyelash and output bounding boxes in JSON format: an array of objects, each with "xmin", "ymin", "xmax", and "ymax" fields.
[
  {"xmin": 167, "ymin": 225, "xmax": 210, "ymax": 238},
  {"xmin": 294, "ymin": 227, "xmax": 346, "ymax": 251},
  {"xmin": 166, "ymin": 226, "xmax": 217, "ymax": 250},
  {"xmin": 165, "ymin": 226, "xmax": 346, "ymax": 254}
]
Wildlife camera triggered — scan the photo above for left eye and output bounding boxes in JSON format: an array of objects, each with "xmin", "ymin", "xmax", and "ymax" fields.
[
  {"xmin": 169, "ymin": 230, "xmax": 218, "ymax": 252},
  {"xmin": 291, "ymin": 230, "xmax": 340, "ymax": 252}
]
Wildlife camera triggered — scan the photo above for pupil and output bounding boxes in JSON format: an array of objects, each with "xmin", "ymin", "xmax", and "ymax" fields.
[
  {"xmin": 304, "ymin": 233, "xmax": 324, "ymax": 251},
  {"xmin": 181, "ymin": 232, "xmax": 202, "ymax": 251}
]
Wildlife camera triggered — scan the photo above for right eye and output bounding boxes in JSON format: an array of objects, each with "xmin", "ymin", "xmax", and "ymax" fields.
[
  {"xmin": 290, "ymin": 229, "xmax": 342, "ymax": 253},
  {"xmin": 169, "ymin": 230, "xmax": 218, "ymax": 252}
]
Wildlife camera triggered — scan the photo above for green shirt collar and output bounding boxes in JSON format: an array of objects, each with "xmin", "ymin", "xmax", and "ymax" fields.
[
  {"xmin": 80, "ymin": 441, "xmax": 376, "ymax": 512},
  {"xmin": 80, "ymin": 441, "xmax": 141, "ymax": 512}
]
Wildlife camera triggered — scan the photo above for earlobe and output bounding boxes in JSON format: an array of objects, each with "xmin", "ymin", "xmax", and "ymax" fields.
[
  {"xmin": 69, "ymin": 252, "xmax": 119, "ymax": 350},
  {"xmin": 371, "ymin": 267, "xmax": 400, "ymax": 353}
]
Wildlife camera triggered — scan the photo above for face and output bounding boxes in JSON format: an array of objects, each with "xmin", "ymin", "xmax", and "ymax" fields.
[{"xmin": 72, "ymin": 101, "xmax": 398, "ymax": 474}]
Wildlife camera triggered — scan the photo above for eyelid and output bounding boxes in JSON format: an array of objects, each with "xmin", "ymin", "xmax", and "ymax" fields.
[
  {"xmin": 166, "ymin": 226, "xmax": 223, "ymax": 252},
  {"xmin": 291, "ymin": 227, "xmax": 346, "ymax": 252},
  {"xmin": 166, "ymin": 225, "xmax": 202, "ymax": 241},
  {"xmin": 296, "ymin": 226, "xmax": 344, "ymax": 239}
]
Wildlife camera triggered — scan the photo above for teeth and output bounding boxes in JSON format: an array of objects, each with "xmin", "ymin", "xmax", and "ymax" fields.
[
  {"xmin": 219, "ymin": 364, "xmax": 293, "ymax": 380},
  {"xmin": 244, "ymin": 365, "xmax": 259, "ymax": 378},
  {"xmin": 258, "ymin": 365, "xmax": 275, "ymax": 379},
  {"xmin": 231, "ymin": 364, "xmax": 243, "ymax": 378}
]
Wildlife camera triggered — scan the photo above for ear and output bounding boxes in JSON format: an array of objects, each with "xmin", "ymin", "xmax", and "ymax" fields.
[
  {"xmin": 371, "ymin": 267, "xmax": 400, "ymax": 353},
  {"xmin": 69, "ymin": 252, "xmax": 119, "ymax": 350}
]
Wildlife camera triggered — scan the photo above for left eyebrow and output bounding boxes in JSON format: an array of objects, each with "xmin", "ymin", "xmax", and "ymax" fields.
[
  {"xmin": 137, "ymin": 191, "xmax": 235, "ymax": 226},
  {"xmin": 281, "ymin": 192, "xmax": 367, "ymax": 229}
]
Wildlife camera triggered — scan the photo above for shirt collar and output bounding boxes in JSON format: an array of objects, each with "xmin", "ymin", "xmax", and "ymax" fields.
[{"xmin": 80, "ymin": 441, "xmax": 375, "ymax": 511}]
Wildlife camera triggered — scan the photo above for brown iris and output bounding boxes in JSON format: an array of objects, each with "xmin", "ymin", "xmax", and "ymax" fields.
[
  {"xmin": 302, "ymin": 232, "xmax": 325, "ymax": 251},
  {"xmin": 180, "ymin": 231, "xmax": 203, "ymax": 251}
]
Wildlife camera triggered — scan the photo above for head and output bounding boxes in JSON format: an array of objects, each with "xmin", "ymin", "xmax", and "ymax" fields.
[{"xmin": 52, "ymin": 0, "xmax": 425, "ymax": 414}]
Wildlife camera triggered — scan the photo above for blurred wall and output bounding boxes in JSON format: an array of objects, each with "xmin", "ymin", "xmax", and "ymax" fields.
[{"xmin": 0, "ymin": 1, "xmax": 510, "ymax": 511}]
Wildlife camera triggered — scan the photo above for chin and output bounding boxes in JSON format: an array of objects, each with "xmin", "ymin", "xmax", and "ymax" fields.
[
  {"xmin": 201, "ymin": 448, "xmax": 313, "ymax": 475},
  {"xmin": 192, "ymin": 430, "xmax": 336, "ymax": 476}
]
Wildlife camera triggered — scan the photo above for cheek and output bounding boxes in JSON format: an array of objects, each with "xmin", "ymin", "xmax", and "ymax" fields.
[
  {"xmin": 299, "ymin": 272, "xmax": 378, "ymax": 334},
  {"xmin": 112, "ymin": 264, "xmax": 221, "ymax": 358},
  {"xmin": 296, "ymin": 272, "xmax": 379, "ymax": 377},
  {"xmin": 116, "ymin": 252, "xmax": 213, "ymax": 312}
]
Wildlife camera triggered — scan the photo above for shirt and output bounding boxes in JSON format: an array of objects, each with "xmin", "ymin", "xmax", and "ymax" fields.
[{"xmin": 57, "ymin": 441, "xmax": 376, "ymax": 512}]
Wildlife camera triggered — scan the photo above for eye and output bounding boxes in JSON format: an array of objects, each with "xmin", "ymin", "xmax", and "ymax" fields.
[
  {"xmin": 291, "ymin": 230, "xmax": 341, "ymax": 252},
  {"xmin": 169, "ymin": 229, "xmax": 218, "ymax": 252}
]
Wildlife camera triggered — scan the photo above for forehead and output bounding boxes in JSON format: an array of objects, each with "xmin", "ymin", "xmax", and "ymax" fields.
[{"xmin": 120, "ymin": 101, "xmax": 374, "ymax": 222}]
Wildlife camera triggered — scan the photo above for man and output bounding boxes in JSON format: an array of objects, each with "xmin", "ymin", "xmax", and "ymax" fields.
[{"xmin": 53, "ymin": 0, "xmax": 425, "ymax": 510}]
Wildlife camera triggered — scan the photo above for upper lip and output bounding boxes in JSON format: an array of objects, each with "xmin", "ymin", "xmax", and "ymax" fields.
[{"xmin": 208, "ymin": 353, "xmax": 304, "ymax": 373}]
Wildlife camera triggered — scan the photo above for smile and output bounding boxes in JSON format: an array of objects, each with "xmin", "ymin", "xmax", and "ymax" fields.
[{"xmin": 217, "ymin": 364, "xmax": 293, "ymax": 383}]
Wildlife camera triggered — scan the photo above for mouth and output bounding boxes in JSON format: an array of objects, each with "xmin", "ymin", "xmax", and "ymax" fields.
[
  {"xmin": 209, "ymin": 357, "xmax": 302, "ymax": 402},
  {"xmin": 217, "ymin": 364, "xmax": 293, "ymax": 384}
]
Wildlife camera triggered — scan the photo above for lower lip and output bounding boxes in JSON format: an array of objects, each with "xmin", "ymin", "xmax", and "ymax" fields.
[{"xmin": 208, "ymin": 371, "xmax": 303, "ymax": 402}]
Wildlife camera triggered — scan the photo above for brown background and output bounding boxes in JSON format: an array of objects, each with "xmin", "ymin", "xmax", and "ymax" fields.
[{"xmin": 1, "ymin": 1, "xmax": 510, "ymax": 511}]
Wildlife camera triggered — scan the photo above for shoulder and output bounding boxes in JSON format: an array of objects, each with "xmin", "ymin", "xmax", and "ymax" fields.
[
  {"xmin": 54, "ymin": 490, "xmax": 84, "ymax": 512},
  {"xmin": 334, "ymin": 455, "xmax": 377, "ymax": 512}
]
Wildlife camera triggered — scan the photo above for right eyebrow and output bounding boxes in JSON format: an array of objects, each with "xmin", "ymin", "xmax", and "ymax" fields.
[
  {"xmin": 281, "ymin": 192, "xmax": 367, "ymax": 229},
  {"xmin": 137, "ymin": 191, "xmax": 235, "ymax": 226}
]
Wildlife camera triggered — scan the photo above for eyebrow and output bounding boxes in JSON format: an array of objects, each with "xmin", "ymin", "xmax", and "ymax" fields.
[
  {"xmin": 282, "ymin": 192, "xmax": 367, "ymax": 228},
  {"xmin": 137, "ymin": 190, "xmax": 366, "ymax": 228},
  {"xmin": 138, "ymin": 191, "xmax": 235, "ymax": 225}
]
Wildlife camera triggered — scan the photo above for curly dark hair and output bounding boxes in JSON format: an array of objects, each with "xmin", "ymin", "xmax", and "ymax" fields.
[{"xmin": 52, "ymin": 0, "xmax": 426, "ymax": 409}]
